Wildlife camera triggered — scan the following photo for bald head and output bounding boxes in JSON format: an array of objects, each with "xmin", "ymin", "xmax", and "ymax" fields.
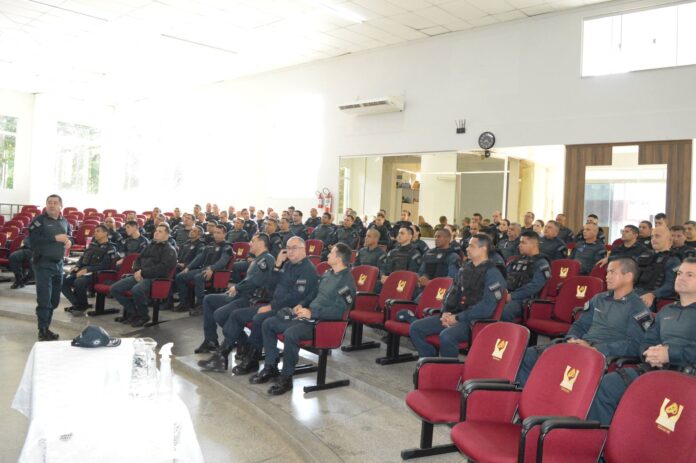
[{"xmin": 651, "ymin": 226, "xmax": 672, "ymax": 252}]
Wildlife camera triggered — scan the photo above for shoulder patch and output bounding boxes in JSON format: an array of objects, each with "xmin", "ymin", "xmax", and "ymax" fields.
[
  {"xmin": 582, "ymin": 301, "xmax": 590, "ymax": 311},
  {"xmin": 258, "ymin": 259, "xmax": 268, "ymax": 271},
  {"xmin": 488, "ymin": 281, "xmax": 503, "ymax": 301},
  {"xmin": 540, "ymin": 263, "xmax": 551, "ymax": 279},
  {"xmin": 338, "ymin": 285, "xmax": 353, "ymax": 306},
  {"xmin": 633, "ymin": 310, "xmax": 654, "ymax": 332}
]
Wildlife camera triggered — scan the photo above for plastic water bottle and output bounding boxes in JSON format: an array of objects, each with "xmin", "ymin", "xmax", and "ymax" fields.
[{"xmin": 129, "ymin": 337, "xmax": 158, "ymax": 398}]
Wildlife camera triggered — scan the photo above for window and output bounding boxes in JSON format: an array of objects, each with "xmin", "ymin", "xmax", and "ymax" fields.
[
  {"xmin": 56, "ymin": 122, "xmax": 102, "ymax": 194},
  {"xmin": 583, "ymin": 1, "xmax": 696, "ymax": 76},
  {"xmin": 0, "ymin": 115, "xmax": 17, "ymax": 190}
]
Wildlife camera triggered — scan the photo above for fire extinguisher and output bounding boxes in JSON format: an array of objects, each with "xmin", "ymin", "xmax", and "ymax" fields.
[
  {"xmin": 316, "ymin": 190, "xmax": 324, "ymax": 209},
  {"xmin": 322, "ymin": 188, "xmax": 332, "ymax": 214}
]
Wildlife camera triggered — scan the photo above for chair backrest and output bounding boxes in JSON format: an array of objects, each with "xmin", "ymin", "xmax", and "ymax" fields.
[
  {"xmin": 74, "ymin": 225, "xmax": 96, "ymax": 245},
  {"xmin": 415, "ymin": 277, "xmax": 453, "ymax": 317},
  {"xmin": 83, "ymin": 208, "xmax": 98, "ymax": 215},
  {"xmin": 2, "ymin": 226, "xmax": 20, "ymax": 241},
  {"xmin": 119, "ymin": 253, "xmax": 139, "ymax": 276},
  {"xmin": 12, "ymin": 214, "xmax": 31, "ymax": 226},
  {"xmin": 316, "ymin": 261, "xmax": 332, "ymax": 276},
  {"xmin": 379, "ymin": 271, "xmax": 419, "ymax": 308},
  {"xmin": 63, "ymin": 207, "xmax": 78, "ymax": 216},
  {"xmin": 103, "ymin": 209, "xmax": 118, "ymax": 217},
  {"xmin": 605, "ymin": 371, "xmax": 696, "ymax": 463},
  {"xmin": 21, "ymin": 205, "xmax": 39, "ymax": 214},
  {"xmin": 82, "ymin": 219, "xmax": 100, "ymax": 227},
  {"xmin": 351, "ymin": 265, "xmax": 379, "ymax": 293},
  {"xmin": 0, "ymin": 233, "xmax": 6, "ymax": 247},
  {"xmin": 520, "ymin": 343, "xmax": 605, "ymax": 420},
  {"xmin": 85, "ymin": 212, "xmax": 104, "ymax": 221},
  {"xmin": 305, "ymin": 239, "xmax": 323, "ymax": 256},
  {"xmin": 589, "ymin": 265, "xmax": 608, "ymax": 291},
  {"xmin": 550, "ymin": 276, "xmax": 605, "ymax": 324},
  {"xmin": 542, "ymin": 259, "xmax": 581, "ymax": 298},
  {"xmin": 6, "ymin": 220, "xmax": 24, "ymax": 229},
  {"xmin": 68, "ymin": 211, "xmax": 84, "ymax": 221},
  {"xmin": 308, "ymin": 255, "xmax": 321, "ymax": 266},
  {"xmin": 122, "ymin": 210, "xmax": 136, "ymax": 216},
  {"xmin": 232, "ymin": 242, "xmax": 250, "ymax": 260},
  {"xmin": 7, "ymin": 233, "xmax": 26, "ymax": 253},
  {"xmin": 462, "ymin": 322, "xmax": 530, "ymax": 382}
]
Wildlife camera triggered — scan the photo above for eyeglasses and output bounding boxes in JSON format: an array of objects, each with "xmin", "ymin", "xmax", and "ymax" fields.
[{"xmin": 286, "ymin": 246, "xmax": 304, "ymax": 251}]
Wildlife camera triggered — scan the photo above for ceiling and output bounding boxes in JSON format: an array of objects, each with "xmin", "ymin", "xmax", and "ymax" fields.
[{"xmin": 0, "ymin": 0, "xmax": 616, "ymax": 103}]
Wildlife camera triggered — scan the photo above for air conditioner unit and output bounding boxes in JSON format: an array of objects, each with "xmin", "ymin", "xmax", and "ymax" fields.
[{"xmin": 338, "ymin": 96, "xmax": 405, "ymax": 115}]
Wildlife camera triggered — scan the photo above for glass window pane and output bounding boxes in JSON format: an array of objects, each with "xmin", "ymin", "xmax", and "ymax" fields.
[
  {"xmin": 56, "ymin": 121, "xmax": 102, "ymax": 194},
  {"xmin": 621, "ymin": 6, "xmax": 677, "ymax": 71}
]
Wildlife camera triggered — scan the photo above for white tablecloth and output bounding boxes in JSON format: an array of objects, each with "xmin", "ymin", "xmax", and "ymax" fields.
[{"xmin": 12, "ymin": 339, "xmax": 204, "ymax": 463}]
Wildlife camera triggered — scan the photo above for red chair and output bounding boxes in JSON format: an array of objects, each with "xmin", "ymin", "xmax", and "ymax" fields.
[
  {"xmin": 305, "ymin": 239, "xmax": 323, "ymax": 256},
  {"xmin": 540, "ymin": 259, "xmax": 581, "ymax": 301},
  {"xmin": 83, "ymin": 208, "xmax": 99, "ymax": 216},
  {"xmin": 341, "ymin": 270, "xmax": 418, "ymax": 352},
  {"xmin": 141, "ymin": 210, "xmax": 153, "ymax": 218},
  {"xmin": 0, "ymin": 233, "xmax": 7, "ymax": 249},
  {"xmin": 378, "ymin": 277, "xmax": 453, "ymax": 365},
  {"xmin": 85, "ymin": 212, "xmax": 104, "ymax": 222},
  {"xmin": 450, "ymin": 343, "xmax": 606, "ymax": 463},
  {"xmin": 112, "ymin": 214, "xmax": 125, "ymax": 222},
  {"xmin": 537, "ymin": 371, "xmax": 696, "ymax": 463},
  {"xmin": 315, "ymin": 261, "xmax": 331, "ymax": 275},
  {"xmin": 276, "ymin": 306, "xmax": 352, "ymax": 394},
  {"xmin": 589, "ymin": 264, "xmax": 608, "ymax": 291},
  {"xmin": 122, "ymin": 210, "xmax": 136, "ymax": 216},
  {"xmin": 5, "ymin": 220, "xmax": 24, "ymax": 230},
  {"xmin": 21, "ymin": 205, "xmax": 39, "ymax": 214},
  {"xmin": 71, "ymin": 225, "xmax": 96, "ymax": 252},
  {"xmin": 402, "ymin": 322, "xmax": 530, "ymax": 460},
  {"xmin": 0, "ymin": 216, "xmax": 4, "ymax": 226},
  {"xmin": 163, "ymin": 212, "xmax": 174, "ymax": 218},
  {"xmin": 351, "ymin": 265, "xmax": 379, "ymax": 293},
  {"xmin": 0, "ymin": 233, "xmax": 26, "ymax": 268},
  {"xmin": 103, "ymin": 209, "xmax": 118, "ymax": 217},
  {"xmin": 111, "ymin": 267, "xmax": 175, "ymax": 327},
  {"xmin": 82, "ymin": 219, "xmax": 100, "ymax": 227},
  {"xmin": 308, "ymin": 255, "xmax": 321, "ymax": 266},
  {"xmin": 525, "ymin": 276, "xmax": 605, "ymax": 344},
  {"xmin": 136, "ymin": 214, "xmax": 147, "ymax": 222},
  {"xmin": 306, "ymin": 226, "xmax": 315, "ymax": 235},
  {"xmin": 67, "ymin": 211, "xmax": 84, "ymax": 221},
  {"xmin": 137, "ymin": 218, "xmax": 145, "ymax": 228},
  {"xmin": 1, "ymin": 226, "xmax": 20, "ymax": 242},
  {"xmin": 12, "ymin": 214, "xmax": 32, "ymax": 226},
  {"xmin": 350, "ymin": 250, "xmax": 357, "ymax": 264},
  {"xmin": 232, "ymin": 242, "xmax": 250, "ymax": 261},
  {"xmin": 184, "ymin": 255, "xmax": 235, "ymax": 304},
  {"xmin": 63, "ymin": 207, "xmax": 78, "ymax": 216},
  {"xmin": 91, "ymin": 254, "xmax": 139, "ymax": 316}
]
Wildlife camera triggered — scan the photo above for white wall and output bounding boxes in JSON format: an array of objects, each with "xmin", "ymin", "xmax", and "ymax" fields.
[{"xmin": 4, "ymin": 0, "xmax": 696, "ymax": 216}]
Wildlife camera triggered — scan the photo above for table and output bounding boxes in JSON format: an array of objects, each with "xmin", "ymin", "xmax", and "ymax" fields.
[{"xmin": 12, "ymin": 339, "xmax": 205, "ymax": 463}]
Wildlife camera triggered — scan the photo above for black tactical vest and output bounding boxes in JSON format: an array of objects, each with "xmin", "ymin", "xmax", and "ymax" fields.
[
  {"xmin": 422, "ymin": 247, "xmax": 455, "ymax": 278},
  {"xmin": 82, "ymin": 242, "xmax": 112, "ymax": 266},
  {"xmin": 388, "ymin": 244, "xmax": 415, "ymax": 271},
  {"xmin": 507, "ymin": 254, "xmax": 546, "ymax": 291},
  {"xmin": 451, "ymin": 260, "xmax": 496, "ymax": 310},
  {"xmin": 637, "ymin": 251, "xmax": 669, "ymax": 290}
]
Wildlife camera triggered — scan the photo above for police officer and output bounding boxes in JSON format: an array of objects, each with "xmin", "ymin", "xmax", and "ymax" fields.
[
  {"xmin": 241, "ymin": 209, "xmax": 258, "ymax": 237},
  {"xmin": 29, "ymin": 194, "xmax": 71, "ymax": 341},
  {"xmin": 175, "ymin": 225, "xmax": 232, "ymax": 311},
  {"xmin": 199, "ymin": 237, "xmax": 319, "ymax": 373},
  {"xmin": 264, "ymin": 218, "xmax": 283, "ymax": 258},
  {"xmin": 498, "ymin": 222, "xmax": 521, "ymax": 262},
  {"xmin": 494, "ymin": 218, "xmax": 510, "ymax": 246},
  {"xmin": 516, "ymin": 257, "xmax": 647, "ymax": 385},
  {"xmin": 194, "ymin": 233, "xmax": 275, "ymax": 350},
  {"xmin": 176, "ymin": 227, "xmax": 205, "ymax": 270},
  {"xmin": 411, "ymin": 225, "xmax": 430, "ymax": 256},
  {"xmin": 255, "ymin": 209, "xmax": 266, "ymax": 232},
  {"xmin": 171, "ymin": 213, "xmax": 197, "ymax": 248},
  {"xmin": 117, "ymin": 220, "xmax": 149, "ymax": 264},
  {"xmin": 555, "ymin": 213, "xmax": 575, "ymax": 243},
  {"xmin": 410, "ymin": 233, "xmax": 506, "ymax": 358},
  {"xmin": 539, "ymin": 220, "xmax": 568, "ymax": 261},
  {"xmin": 249, "ymin": 243, "xmax": 356, "ymax": 395},
  {"xmin": 111, "ymin": 223, "xmax": 178, "ymax": 327},
  {"xmin": 168, "ymin": 207, "xmax": 183, "ymax": 229},
  {"xmin": 218, "ymin": 210, "xmax": 232, "ymax": 232},
  {"xmin": 330, "ymin": 214, "xmax": 360, "ymax": 251},
  {"xmin": 368, "ymin": 213, "xmax": 391, "ymax": 247},
  {"xmin": 460, "ymin": 222, "xmax": 480, "ymax": 252},
  {"xmin": 574, "ymin": 214, "xmax": 605, "ymax": 243},
  {"xmin": 309, "ymin": 212, "xmax": 335, "ymax": 253},
  {"xmin": 143, "ymin": 206, "xmax": 161, "ymax": 237},
  {"xmin": 278, "ymin": 217, "xmax": 295, "ymax": 248},
  {"xmin": 501, "ymin": 231, "xmax": 551, "ymax": 322},
  {"xmin": 62, "ymin": 224, "xmax": 118, "ymax": 315},
  {"xmin": 670, "ymin": 225, "xmax": 696, "ymax": 261},
  {"xmin": 588, "ymin": 258, "xmax": 696, "ymax": 425},
  {"xmin": 226, "ymin": 217, "xmax": 250, "ymax": 243},
  {"xmin": 521, "ymin": 211, "xmax": 535, "ymax": 234},
  {"xmin": 597, "ymin": 225, "xmax": 646, "ymax": 268},
  {"xmin": 355, "ymin": 228, "xmax": 387, "ymax": 268},
  {"xmin": 9, "ymin": 236, "xmax": 33, "ymax": 289},
  {"xmin": 571, "ymin": 222, "xmax": 607, "ymax": 274},
  {"xmin": 634, "ymin": 225, "xmax": 681, "ymax": 309},
  {"xmin": 637, "ymin": 220, "xmax": 653, "ymax": 248},
  {"xmin": 103, "ymin": 217, "xmax": 124, "ymax": 251},
  {"xmin": 391, "ymin": 210, "xmax": 413, "ymax": 239},
  {"xmin": 304, "ymin": 208, "xmax": 321, "ymax": 228},
  {"xmin": 684, "ymin": 221, "xmax": 696, "ymax": 247},
  {"xmin": 290, "ymin": 210, "xmax": 308, "ymax": 240},
  {"xmin": 418, "ymin": 229, "xmax": 460, "ymax": 288},
  {"xmin": 381, "ymin": 226, "xmax": 421, "ymax": 283}
]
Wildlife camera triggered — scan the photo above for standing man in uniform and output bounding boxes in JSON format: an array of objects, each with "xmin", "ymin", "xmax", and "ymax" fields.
[
  {"xmin": 249, "ymin": 243, "xmax": 356, "ymax": 395},
  {"xmin": 588, "ymin": 258, "xmax": 696, "ymax": 425},
  {"xmin": 29, "ymin": 194, "xmax": 71, "ymax": 341},
  {"xmin": 409, "ymin": 234, "xmax": 506, "ymax": 358},
  {"xmin": 501, "ymin": 231, "xmax": 551, "ymax": 322}
]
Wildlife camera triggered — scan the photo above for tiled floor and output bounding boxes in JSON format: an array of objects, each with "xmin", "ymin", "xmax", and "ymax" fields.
[{"xmin": 1, "ymin": 280, "xmax": 468, "ymax": 462}]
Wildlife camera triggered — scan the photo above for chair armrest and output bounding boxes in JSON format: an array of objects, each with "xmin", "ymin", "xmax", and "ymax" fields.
[
  {"xmin": 413, "ymin": 357, "xmax": 463, "ymax": 389},
  {"xmin": 385, "ymin": 299, "xmax": 417, "ymax": 321},
  {"xmin": 615, "ymin": 357, "xmax": 642, "ymax": 368},
  {"xmin": 537, "ymin": 418, "xmax": 608, "ymax": 463},
  {"xmin": 571, "ymin": 306, "xmax": 586, "ymax": 320},
  {"xmin": 527, "ymin": 300, "xmax": 555, "ymax": 321},
  {"xmin": 150, "ymin": 278, "xmax": 172, "ymax": 300},
  {"xmin": 461, "ymin": 381, "xmax": 521, "ymax": 422},
  {"xmin": 540, "ymin": 418, "xmax": 604, "ymax": 434},
  {"xmin": 354, "ymin": 292, "xmax": 380, "ymax": 312},
  {"xmin": 96, "ymin": 270, "xmax": 118, "ymax": 285},
  {"xmin": 520, "ymin": 416, "xmax": 582, "ymax": 463}
]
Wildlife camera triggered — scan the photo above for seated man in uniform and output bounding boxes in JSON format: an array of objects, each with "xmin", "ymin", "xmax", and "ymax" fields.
[
  {"xmin": 368, "ymin": 213, "xmax": 391, "ymax": 248},
  {"xmin": 304, "ymin": 208, "xmax": 321, "ymax": 228},
  {"xmin": 103, "ymin": 217, "xmax": 124, "ymax": 250},
  {"xmin": 355, "ymin": 228, "xmax": 387, "ymax": 268},
  {"xmin": 417, "ymin": 229, "xmax": 460, "ymax": 289},
  {"xmin": 516, "ymin": 257, "xmax": 647, "ymax": 386},
  {"xmin": 249, "ymin": 243, "xmax": 356, "ymax": 395},
  {"xmin": 588, "ymin": 258, "xmax": 696, "ymax": 425},
  {"xmin": 411, "ymin": 225, "xmax": 430, "ymax": 256},
  {"xmin": 62, "ymin": 224, "xmax": 118, "ymax": 314},
  {"xmin": 634, "ymin": 225, "xmax": 680, "ymax": 309},
  {"xmin": 498, "ymin": 222, "xmax": 521, "ymax": 262},
  {"xmin": 309, "ymin": 212, "xmax": 335, "ymax": 258},
  {"xmin": 555, "ymin": 213, "xmax": 574, "ymax": 243},
  {"xmin": 329, "ymin": 214, "xmax": 360, "ymax": 253},
  {"xmin": 381, "ymin": 226, "xmax": 421, "ymax": 284},
  {"xmin": 9, "ymin": 236, "xmax": 33, "ymax": 289},
  {"xmin": 172, "ymin": 213, "xmax": 196, "ymax": 248},
  {"xmin": 111, "ymin": 223, "xmax": 178, "ymax": 327},
  {"xmin": 654, "ymin": 212, "xmax": 668, "ymax": 228},
  {"xmin": 241, "ymin": 208, "xmax": 258, "ymax": 237},
  {"xmin": 174, "ymin": 225, "xmax": 232, "ymax": 312},
  {"xmin": 198, "ymin": 237, "xmax": 319, "ymax": 373},
  {"xmin": 597, "ymin": 224, "xmax": 646, "ymax": 267},
  {"xmin": 684, "ymin": 220, "xmax": 696, "ymax": 247},
  {"xmin": 193, "ymin": 233, "xmax": 276, "ymax": 351},
  {"xmin": 278, "ymin": 217, "xmax": 295, "ymax": 248},
  {"xmin": 391, "ymin": 210, "xmax": 413, "ymax": 240},
  {"xmin": 116, "ymin": 220, "xmax": 149, "ymax": 266},
  {"xmin": 290, "ymin": 210, "xmax": 308, "ymax": 240},
  {"xmin": 571, "ymin": 222, "xmax": 607, "ymax": 274},
  {"xmin": 539, "ymin": 220, "xmax": 568, "ymax": 261},
  {"xmin": 501, "ymin": 231, "xmax": 550, "ymax": 322},
  {"xmin": 638, "ymin": 220, "xmax": 653, "ymax": 248},
  {"xmin": 670, "ymin": 225, "xmax": 696, "ymax": 260},
  {"xmin": 409, "ymin": 233, "xmax": 506, "ymax": 358},
  {"xmin": 226, "ymin": 217, "xmax": 250, "ymax": 243}
]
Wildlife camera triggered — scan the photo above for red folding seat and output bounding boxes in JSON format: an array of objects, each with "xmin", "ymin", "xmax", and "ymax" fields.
[
  {"xmin": 525, "ymin": 276, "xmax": 604, "ymax": 344},
  {"xmin": 91, "ymin": 254, "xmax": 139, "ymax": 316},
  {"xmin": 351, "ymin": 265, "xmax": 379, "ymax": 293},
  {"xmin": 112, "ymin": 214, "xmax": 125, "ymax": 222},
  {"xmin": 308, "ymin": 255, "xmax": 321, "ymax": 266},
  {"xmin": 111, "ymin": 267, "xmax": 175, "ymax": 327},
  {"xmin": 0, "ymin": 216, "xmax": 3, "ymax": 226},
  {"xmin": 2, "ymin": 226, "xmax": 20, "ymax": 242},
  {"xmin": 62, "ymin": 207, "xmax": 78, "ymax": 216},
  {"xmin": 20, "ymin": 205, "xmax": 39, "ymax": 214},
  {"xmin": 315, "ymin": 261, "xmax": 331, "ymax": 276},
  {"xmin": 341, "ymin": 270, "xmax": 418, "ymax": 352},
  {"xmin": 141, "ymin": 210, "xmax": 152, "ymax": 218},
  {"xmin": 122, "ymin": 210, "xmax": 136, "ymax": 216},
  {"xmin": 305, "ymin": 239, "xmax": 323, "ymax": 256},
  {"xmin": 350, "ymin": 250, "xmax": 357, "ymax": 263},
  {"xmin": 136, "ymin": 214, "xmax": 147, "ymax": 221},
  {"xmin": 537, "ymin": 371, "xmax": 696, "ymax": 463},
  {"xmin": 83, "ymin": 208, "xmax": 98, "ymax": 216},
  {"xmin": 85, "ymin": 212, "xmax": 104, "ymax": 222},
  {"xmin": 81, "ymin": 219, "xmax": 100, "ymax": 227},
  {"xmin": 402, "ymin": 322, "xmax": 530, "ymax": 460},
  {"xmin": 0, "ymin": 233, "xmax": 7, "ymax": 249},
  {"xmin": 539, "ymin": 259, "xmax": 581, "ymax": 301},
  {"xmin": 306, "ymin": 226, "xmax": 315, "ymax": 235},
  {"xmin": 0, "ymin": 233, "xmax": 26, "ymax": 269},
  {"xmin": 231, "ymin": 242, "xmax": 250, "ymax": 261},
  {"xmin": 184, "ymin": 257, "xmax": 235, "ymax": 305},
  {"xmin": 103, "ymin": 209, "xmax": 118, "ymax": 217},
  {"xmin": 71, "ymin": 225, "xmax": 95, "ymax": 252},
  {"xmin": 5, "ymin": 220, "xmax": 24, "ymax": 230},
  {"xmin": 163, "ymin": 212, "xmax": 174, "ymax": 218},
  {"xmin": 377, "ymin": 277, "xmax": 453, "ymax": 365},
  {"xmin": 68, "ymin": 211, "xmax": 84, "ymax": 221},
  {"xmin": 137, "ymin": 218, "xmax": 145, "ymax": 227},
  {"xmin": 13, "ymin": 214, "xmax": 32, "ymax": 226},
  {"xmin": 450, "ymin": 343, "xmax": 605, "ymax": 463}
]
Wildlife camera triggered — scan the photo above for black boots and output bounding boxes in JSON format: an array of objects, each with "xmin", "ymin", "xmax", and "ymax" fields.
[
  {"xmin": 198, "ymin": 346, "xmax": 232, "ymax": 371},
  {"xmin": 232, "ymin": 346, "xmax": 262, "ymax": 375},
  {"xmin": 38, "ymin": 328, "xmax": 59, "ymax": 341},
  {"xmin": 249, "ymin": 364, "xmax": 280, "ymax": 384},
  {"xmin": 267, "ymin": 375, "xmax": 293, "ymax": 395},
  {"xmin": 194, "ymin": 339, "xmax": 219, "ymax": 354}
]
